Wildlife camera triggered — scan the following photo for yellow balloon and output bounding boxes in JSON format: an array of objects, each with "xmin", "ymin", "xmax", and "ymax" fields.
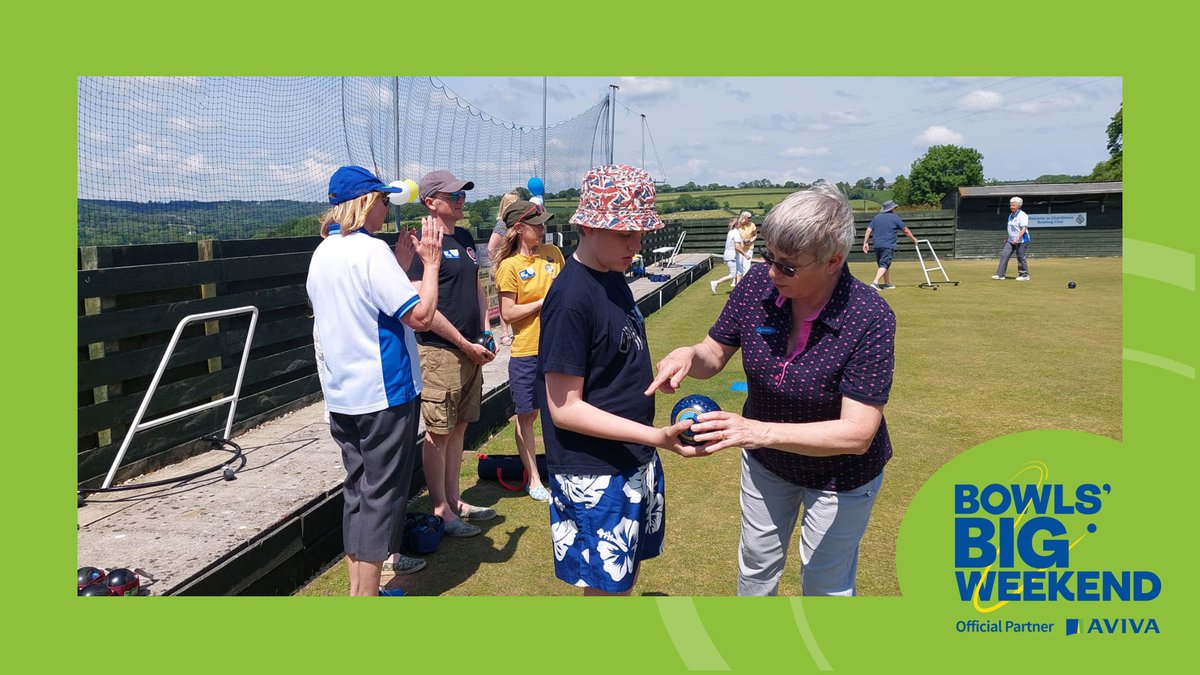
[{"xmin": 387, "ymin": 178, "xmax": 419, "ymax": 204}]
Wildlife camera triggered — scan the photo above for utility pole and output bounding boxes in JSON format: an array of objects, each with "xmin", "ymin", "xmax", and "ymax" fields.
[
  {"xmin": 609, "ymin": 84, "xmax": 619, "ymax": 165},
  {"xmin": 640, "ymin": 114, "xmax": 646, "ymax": 170},
  {"xmin": 392, "ymin": 77, "xmax": 400, "ymax": 231},
  {"xmin": 542, "ymin": 76, "xmax": 548, "ymax": 191}
]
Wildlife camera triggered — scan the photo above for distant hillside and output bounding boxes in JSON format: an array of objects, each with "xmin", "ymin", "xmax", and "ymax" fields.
[{"xmin": 77, "ymin": 199, "xmax": 328, "ymax": 246}]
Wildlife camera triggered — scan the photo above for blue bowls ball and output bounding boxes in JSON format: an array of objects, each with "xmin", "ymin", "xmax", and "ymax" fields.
[
  {"xmin": 1068, "ymin": 281, "xmax": 1077, "ymax": 289},
  {"xmin": 671, "ymin": 394, "xmax": 721, "ymax": 444}
]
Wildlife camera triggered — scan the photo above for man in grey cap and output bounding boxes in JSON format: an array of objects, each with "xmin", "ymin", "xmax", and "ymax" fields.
[
  {"xmin": 862, "ymin": 200, "xmax": 918, "ymax": 290},
  {"xmin": 403, "ymin": 170, "xmax": 498, "ymax": 538}
]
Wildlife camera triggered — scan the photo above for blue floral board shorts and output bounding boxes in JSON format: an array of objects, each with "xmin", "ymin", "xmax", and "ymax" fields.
[{"xmin": 549, "ymin": 455, "xmax": 666, "ymax": 593}]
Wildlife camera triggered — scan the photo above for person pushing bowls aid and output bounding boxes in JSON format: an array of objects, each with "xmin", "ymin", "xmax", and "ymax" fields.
[
  {"xmin": 646, "ymin": 183, "xmax": 896, "ymax": 597},
  {"xmin": 537, "ymin": 164, "xmax": 721, "ymax": 597}
]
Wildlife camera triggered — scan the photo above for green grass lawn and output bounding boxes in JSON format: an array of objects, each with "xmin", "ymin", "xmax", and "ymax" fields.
[{"xmin": 298, "ymin": 257, "xmax": 1122, "ymax": 596}]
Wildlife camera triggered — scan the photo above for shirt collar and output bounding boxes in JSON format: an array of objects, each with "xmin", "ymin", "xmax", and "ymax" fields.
[{"xmin": 757, "ymin": 263, "xmax": 854, "ymax": 331}]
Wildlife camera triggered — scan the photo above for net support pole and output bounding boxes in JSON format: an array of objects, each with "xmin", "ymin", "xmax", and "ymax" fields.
[{"xmin": 609, "ymin": 84, "xmax": 619, "ymax": 165}]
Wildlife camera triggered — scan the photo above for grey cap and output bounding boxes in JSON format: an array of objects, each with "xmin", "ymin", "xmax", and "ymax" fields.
[
  {"xmin": 880, "ymin": 200, "xmax": 897, "ymax": 213},
  {"xmin": 418, "ymin": 170, "xmax": 475, "ymax": 202}
]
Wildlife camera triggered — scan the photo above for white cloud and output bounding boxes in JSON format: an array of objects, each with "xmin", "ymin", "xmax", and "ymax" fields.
[
  {"xmin": 1010, "ymin": 94, "xmax": 1087, "ymax": 114},
  {"xmin": 779, "ymin": 146, "xmax": 829, "ymax": 158},
  {"xmin": 916, "ymin": 126, "xmax": 964, "ymax": 145},
  {"xmin": 169, "ymin": 116, "xmax": 222, "ymax": 132},
  {"xmin": 618, "ymin": 77, "xmax": 678, "ymax": 102},
  {"xmin": 960, "ymin": 90, "xmax": 1003, "ymax": 111},
  {"xmin": 876, "ymin": 166, "xmax": 893, "ymax": 177},
  {"xmin": 127, "ymin": 98, "xmax": 159, "ymax": 114},
  {"xmin": 733, "ymin": 109, "xmax": 869, "ymax": 133}
]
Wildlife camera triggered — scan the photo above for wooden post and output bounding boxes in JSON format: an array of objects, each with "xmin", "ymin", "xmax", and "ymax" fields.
[
  {"xmin": 81, "ymin": 246, "xmax": 118, "ymax": 447},
  {"xmin": 198, "ymin": 241, "xmax": 223, "ymax": 390}
]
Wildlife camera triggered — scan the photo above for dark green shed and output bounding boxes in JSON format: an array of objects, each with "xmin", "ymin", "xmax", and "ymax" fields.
[{"xmin": 945, "ymin": 182, "xmax": 1122, "ymax": 258}]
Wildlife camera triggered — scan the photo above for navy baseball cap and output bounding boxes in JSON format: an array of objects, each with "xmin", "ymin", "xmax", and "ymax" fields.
[{"xmin": 327, "ymin": 166, "xmax": 402, "ymax": 205}]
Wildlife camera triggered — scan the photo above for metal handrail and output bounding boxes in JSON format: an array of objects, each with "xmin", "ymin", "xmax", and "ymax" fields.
[{"xmin": 100, "ymin": 306, "xmax": 259, "ymax": 490}]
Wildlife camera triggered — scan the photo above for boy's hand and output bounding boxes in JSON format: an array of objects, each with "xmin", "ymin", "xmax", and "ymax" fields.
[{"xmin": 658, "ymin": 418, "xmax": 719, "ymax": 458}]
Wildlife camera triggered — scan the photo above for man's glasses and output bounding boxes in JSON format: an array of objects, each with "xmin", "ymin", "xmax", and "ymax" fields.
[
  {"xmin": 437, "ymin": 191, "xmax": 467, "ymax": 203},
  {"xmin": 761, "ymin": 250, "xmax": 818, "ymax": 277}
]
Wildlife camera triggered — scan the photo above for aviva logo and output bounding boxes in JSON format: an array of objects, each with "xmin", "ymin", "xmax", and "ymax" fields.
[{"xmin": 1065, "ymin": 618, "xmax": 1160, "ymax": 636}]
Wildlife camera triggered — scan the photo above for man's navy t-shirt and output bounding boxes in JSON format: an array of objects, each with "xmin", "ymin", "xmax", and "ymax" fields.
[
  {"xmin": 406, "ymin": 226, "xmax": 482, "ymax": 349},
  {"xmin": 537, "ymin": 256, "xmax": 656, "ymax": 474},
  {"xmin": 868, "ymin": 212, "xmax": 906, "ymax": 249}
]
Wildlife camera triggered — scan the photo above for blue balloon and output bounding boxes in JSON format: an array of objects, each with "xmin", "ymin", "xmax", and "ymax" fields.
[
  {"xmin": 671, "ymin": 394, "xmax": 721, "ymax": 444},
  {"xmin": 527, "ymin": 176, "xmax": 544, "ymax": 196}
]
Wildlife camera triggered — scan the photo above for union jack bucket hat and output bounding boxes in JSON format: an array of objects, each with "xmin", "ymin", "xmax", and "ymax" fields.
[{"xmin": 568, "ymin": 164, "xmax": 664, "ymax": 232}]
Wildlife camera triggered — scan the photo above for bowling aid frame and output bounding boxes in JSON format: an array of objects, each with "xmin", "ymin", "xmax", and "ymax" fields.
[
  {"xmin": 82, "ymin": 306, "xmax": 259, "ymax": 500},
  {"xmin": 914, "ymin": 239, "xmax": 959, "ymax": 290}
]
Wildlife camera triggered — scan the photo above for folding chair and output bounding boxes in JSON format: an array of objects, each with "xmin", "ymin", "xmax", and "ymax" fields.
[{"xmin": 652, "ymin": 230, "xmax": 686, "ymax": 268}]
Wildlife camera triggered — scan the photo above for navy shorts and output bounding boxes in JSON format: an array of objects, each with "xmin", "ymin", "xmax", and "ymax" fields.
[
  {"xmin": 549, "ymin": 455, "xmax": 666, "ymax": 593},
  {"xmin": 508, "ymin": 355, "xmax": 539, "ymax": 414},
  {"xmin": 874, "ymin": 247, "xmax": 894, "ymax": 269}
]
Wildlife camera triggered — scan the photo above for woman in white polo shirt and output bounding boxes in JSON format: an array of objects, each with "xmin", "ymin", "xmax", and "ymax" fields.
[{"xmin": 306, "ymin": 166, "xmax": 444, "ymax": 596}]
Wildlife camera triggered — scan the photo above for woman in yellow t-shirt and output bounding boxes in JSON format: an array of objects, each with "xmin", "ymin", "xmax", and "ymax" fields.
[{"xmin": 491, "ymin": 199, "xmax": 565, "ymax": 502}]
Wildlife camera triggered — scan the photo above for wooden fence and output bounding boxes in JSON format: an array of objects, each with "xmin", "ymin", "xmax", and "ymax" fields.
[
  {"xmin": 651, "ymin": 210, "xmax": 958, "ymax": 263},
  {"xmin": 79, "ymin": 237, "xmax": 334, "ymax": 487}
]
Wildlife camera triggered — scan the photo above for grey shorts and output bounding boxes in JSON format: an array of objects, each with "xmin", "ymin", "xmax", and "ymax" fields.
[{"xmin": 329, "ymin": 400, "xmax": 420, "ymax": 561}]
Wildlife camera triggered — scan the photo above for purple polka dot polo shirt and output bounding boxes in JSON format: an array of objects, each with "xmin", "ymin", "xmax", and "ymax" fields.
[{"xmin": 708, "ymin": 263, "xmax": 895, "ymax": 491}]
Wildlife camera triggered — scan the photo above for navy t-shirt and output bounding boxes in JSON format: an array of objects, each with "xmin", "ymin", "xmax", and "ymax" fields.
[
  {"xmin": 407, "ymin": 226, "xmax": 482, "ymax": 349},
  {"xmin": 537, "ymin": 256, "xmax": 656, "ymax": 474},
  {"xmin": 868, "ymin": 212, "xmax": 906, "ymax": 249}
]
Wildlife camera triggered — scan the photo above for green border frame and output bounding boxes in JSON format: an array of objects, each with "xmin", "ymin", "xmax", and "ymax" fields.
[{"xmin": 11, "ymin": 2, "xmax": 1194, "ymax": 671}]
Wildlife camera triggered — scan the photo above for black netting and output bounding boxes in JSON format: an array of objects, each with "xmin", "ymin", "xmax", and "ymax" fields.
[{"xmin": 78, "ymin": 77, "xmax": 610, "ymax": 245}]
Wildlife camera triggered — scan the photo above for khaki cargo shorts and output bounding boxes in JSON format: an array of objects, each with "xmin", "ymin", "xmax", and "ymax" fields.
[{"xmin": 418, "ymin": 344, "xmax": 483, "ymax": 434}]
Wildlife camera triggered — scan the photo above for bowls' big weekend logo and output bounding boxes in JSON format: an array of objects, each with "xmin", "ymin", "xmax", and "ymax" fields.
[{"xmin": 953, "ymin": 462, "xmax": 1161, "ymax": 635}]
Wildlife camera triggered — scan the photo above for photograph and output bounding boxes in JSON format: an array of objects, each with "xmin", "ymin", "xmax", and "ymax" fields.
[{"xmin": 13, "ymin": 4, "xmax": 1191, "ymax": 672}]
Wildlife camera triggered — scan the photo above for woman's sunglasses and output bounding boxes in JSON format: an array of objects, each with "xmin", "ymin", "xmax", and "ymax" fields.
[{"xmin": 761, "ymin": 250, "xmax": 818, "ymax": 277}]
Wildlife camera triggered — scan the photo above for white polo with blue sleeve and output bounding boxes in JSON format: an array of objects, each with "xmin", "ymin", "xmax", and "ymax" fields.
[{"xmin": 306, "ymin": 229, "xmax": 423, "ymax": 415}]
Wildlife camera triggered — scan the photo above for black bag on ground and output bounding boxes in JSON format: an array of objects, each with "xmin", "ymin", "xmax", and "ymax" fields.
[
  {"xmin": 400, "ymin": 512, "xmax": 444, "ymax": 554},
  {"xmin": 476, "ymin": 453, "xmax": 549, "ymax": 491}
]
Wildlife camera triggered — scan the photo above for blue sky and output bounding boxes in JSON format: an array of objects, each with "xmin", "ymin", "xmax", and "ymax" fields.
[{"xmin": 437, "ymin": 76, "xmax": 1122, "ymax": 187}]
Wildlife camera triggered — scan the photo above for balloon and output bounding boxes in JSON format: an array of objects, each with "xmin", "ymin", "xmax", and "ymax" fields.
[
  {"xmin": 530, "ymin": 195, "xmax": 544, "ymax": 207},
  {"xmin": 386, "ymin": 179, "xmax": 419, "ymax": 205},
  {"xmin": 527, "ymin": 176, "xmax": 544, "ymax": 197}
]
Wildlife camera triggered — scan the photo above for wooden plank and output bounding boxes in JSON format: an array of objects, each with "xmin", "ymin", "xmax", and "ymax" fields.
[
  {"xmin": 77, "ymin": 317, "xmax": 314, "ymax": 392},
  {"xmin": 77, "ymin": 375, "xmax": 322, "ymax": 485},
  {"xmin": 77, "ymin": 284, "xmax": 310, "ymax": 345},
  {"xmin": 218, "ymin": 236, "xmax": 322, "ymax": 257},
  {"xmin": 78, "ymin": 345, "xmax": 315, "ymax": 437},
  {"xmin": 955, "ymin": 229, "xmax": 1122, "ymax": 258},
  {"xmin": 78, "ymin": 251, "xmax": 315, "ymax": 298}
]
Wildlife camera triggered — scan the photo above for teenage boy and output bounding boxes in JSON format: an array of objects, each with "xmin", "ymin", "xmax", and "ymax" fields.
[{"xmin": 537, "ymin": 164, "xmax": 717, "ymax": 596}]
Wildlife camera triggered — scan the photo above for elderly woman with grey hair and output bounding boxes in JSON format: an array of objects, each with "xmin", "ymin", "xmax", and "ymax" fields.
[{"xmin": 647, "ymin": 183, "xmax": 896, "ymax": 596}]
